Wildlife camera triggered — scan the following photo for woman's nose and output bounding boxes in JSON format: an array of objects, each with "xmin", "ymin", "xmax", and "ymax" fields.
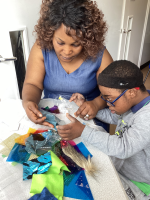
[{"xmin": 63, "ymin": 46, "xmax": 73, "ymax": 55}]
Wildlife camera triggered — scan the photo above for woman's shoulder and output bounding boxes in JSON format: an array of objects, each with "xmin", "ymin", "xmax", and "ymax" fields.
[
  {"xmin": 97, "ymin": 48, "xmax": 113, "ymax": 74},
  {"xmin": 42, "ymin": 48, "xmax": 55, "ymax": 56}
]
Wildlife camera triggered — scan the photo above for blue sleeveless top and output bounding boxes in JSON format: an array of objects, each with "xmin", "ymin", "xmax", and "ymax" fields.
[{"xmin": 42, "ymin": 48, "xmax": 105, "ymax": 101}]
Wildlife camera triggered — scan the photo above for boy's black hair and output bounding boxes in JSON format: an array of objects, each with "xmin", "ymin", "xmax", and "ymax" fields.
[{"xmin": 98, "ymin": 60, "xmax": 145, "ymax": 90}]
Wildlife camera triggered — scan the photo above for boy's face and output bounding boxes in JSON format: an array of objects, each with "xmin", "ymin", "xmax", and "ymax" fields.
[{"xmin": 99, "ymin": 85, "xmax": 133, "ymax": 115}]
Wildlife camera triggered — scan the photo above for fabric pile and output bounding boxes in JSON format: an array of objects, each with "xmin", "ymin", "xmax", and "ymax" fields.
[{"xmin": 0, "ymin": 112, "xmax": 94, "ymax": 200}]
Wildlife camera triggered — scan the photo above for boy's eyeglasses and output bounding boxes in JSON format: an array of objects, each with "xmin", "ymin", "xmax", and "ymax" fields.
[{"xmin": 101, "ymin": 89, "xmax": 128, "ymax": 107}]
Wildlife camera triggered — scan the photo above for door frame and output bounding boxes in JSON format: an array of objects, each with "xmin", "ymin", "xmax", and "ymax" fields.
[
  {"xmin": 117, "ymin": 0, "xmax": 150, "ymax": 67},
  {"xmin": 9, "ymin": 26, "xmax": 30, "ymax": 68},
  {"xmin": 117, "ymin": 0, "xmax": 127, "ymax": 60},
  {"xmin": 138, "ymin": 0, "xmax": 150, "ymax": 67}
]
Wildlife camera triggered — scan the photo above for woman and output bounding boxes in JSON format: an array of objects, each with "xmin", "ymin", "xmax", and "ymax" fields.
[{"xmin": 22, "ymin": 0, "xmax": 113, "ymax": 128}]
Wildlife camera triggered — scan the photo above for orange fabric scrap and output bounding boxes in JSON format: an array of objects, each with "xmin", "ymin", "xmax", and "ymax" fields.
[{"xmin": 15, "ymin": 128, "xmax": 37, "ymax": 145}]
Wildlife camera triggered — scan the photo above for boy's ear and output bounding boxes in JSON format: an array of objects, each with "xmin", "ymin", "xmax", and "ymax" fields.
[{"xmin": 128, "ymin": 88, "xmax": 137, "ymax": 99}]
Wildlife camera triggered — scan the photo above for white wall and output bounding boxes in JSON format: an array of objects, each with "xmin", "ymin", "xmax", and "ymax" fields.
[
  {"xmin": 96, "ymin": 0, "xmax": 123, "ymax": 60},
  {"xmin": 0, "ymin": 0, "xmax": 42, "ymax": 50},
  {"xmin": 0, "ymin": 0, "xmax": 123, "ymax": 60},
  {"xmin": 141, "ymin": 11, "xmax": 150, "ymax": 65}
]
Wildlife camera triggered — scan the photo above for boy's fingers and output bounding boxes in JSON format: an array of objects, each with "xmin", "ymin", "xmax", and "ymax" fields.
[
  {"xmin": 60, "ymin": 137, "xmax": 70, "ymax": 141},
  {"xmin": 66, "ymin": 113, "xmax": 76, "ymax": 122},
  {"xmin": 58, "ymin": 129, "xmax": 71, "ymax": 137},
  {"xmin": 56, "ymin": 124, "xmax": 71, "ymax": 131}
]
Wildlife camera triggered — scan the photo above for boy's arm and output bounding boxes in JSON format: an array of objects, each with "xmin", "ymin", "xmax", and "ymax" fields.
[
  {"xmin": 81, "ymin": 111, "xmax": 150, "ymax": 159},
  {"xmin": 95, "ymin": 108, "xmax": 119, "ymax": 125}
]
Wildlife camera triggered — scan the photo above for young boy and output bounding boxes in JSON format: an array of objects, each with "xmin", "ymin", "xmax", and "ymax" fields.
[{"xmin": 57, "ymin": 60, "xmax": 150, "ymax": 200}]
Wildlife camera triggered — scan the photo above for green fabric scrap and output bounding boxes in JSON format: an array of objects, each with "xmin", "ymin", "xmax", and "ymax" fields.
[
  {"xmin": 11, "ymin": 162, "xmax": 18, "ymax": 166},
  {"xmin": 45, "ymin": 106, "xmax": 49, "ymax": 110},
  {"xmin": 46, "ymin": 151, "xmax": 69, "ymax": 175},
  {"xmin": 30, "ymin": 150, "xmax": 70, "ymax": 200},
  {"xmin": 131, "ymin": 180, "xmax": 150, "ymax": 196},
  {"xmin": 30, "ymin": 174, "xmax": 63, "ymax": 200}
]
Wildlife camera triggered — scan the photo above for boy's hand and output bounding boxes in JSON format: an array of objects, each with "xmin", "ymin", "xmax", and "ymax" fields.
[
  {"xmin": 23, "ymin": 101, "xmax": 54, "ymax": 127},
  {"xmin": 56, "ymin": 113, "xmax": 85, "ymax": 140},
  {"xmin": 69, "ymin": 93, "xmax": 85, "ymax": 107},
  {"xmin": 74, "ymin": 100, "xmax": 99, "ymax": 120}
]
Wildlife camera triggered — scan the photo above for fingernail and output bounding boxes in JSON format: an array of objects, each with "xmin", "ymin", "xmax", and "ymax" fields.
[{"xmin": 39, "ymin": 114, "xmax": 42, "ymax": 117}]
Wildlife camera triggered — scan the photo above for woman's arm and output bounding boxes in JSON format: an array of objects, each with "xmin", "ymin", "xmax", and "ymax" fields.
[
  {"xmin": 74, "ymin": 48, "xmax": 113, "ymax": 120},
  {"xmin": 22, "ymin": 42, "xmax": 54, "ymax": 127},
  {"xmin": 22, "ymin": 42, "xmax": 45, "ymax": 104},
  {"xmin": 92, "ymin": 48, "xmax": 113, "ymax": 110}
]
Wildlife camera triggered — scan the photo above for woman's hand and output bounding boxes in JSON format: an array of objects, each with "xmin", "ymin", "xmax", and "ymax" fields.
[
  {"xmin": 74, "ymin": 100, "xmax": 99, "ymax": 120},
  {"xmin": 23, "ymin": 101, "xmax": 54, "ymax": 127},
  {"xmin": 57, "ymin": 113, "xmax": 85, "ymax": 140},
  {"xmin": 69, "ymin": 93, "xmax": 85, "ymax": 107}
]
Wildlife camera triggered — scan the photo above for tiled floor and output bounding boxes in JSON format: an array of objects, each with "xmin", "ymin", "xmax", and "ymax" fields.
[{"xmin": 109, "ymin": 65, "xmax": 150, "ymax": 135}]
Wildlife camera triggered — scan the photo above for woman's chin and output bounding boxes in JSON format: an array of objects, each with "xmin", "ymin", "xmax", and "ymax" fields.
[{"xmin": 60, "ymin": 55, "xmax": 75, "ymax": 62}]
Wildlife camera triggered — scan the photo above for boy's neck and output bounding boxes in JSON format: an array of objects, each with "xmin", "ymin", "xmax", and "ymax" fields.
[{"xmin": 132, "ymin": 90, "xmax": 149, "ymax": 107}]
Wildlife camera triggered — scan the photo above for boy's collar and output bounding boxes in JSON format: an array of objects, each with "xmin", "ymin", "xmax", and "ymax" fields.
[{"xmin": 131, "ymin": 90, "xmax": 150, "ymax": 113}]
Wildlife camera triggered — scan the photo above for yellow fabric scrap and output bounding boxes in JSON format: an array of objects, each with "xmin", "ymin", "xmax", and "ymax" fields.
[
  {"xmin": 15, "ymin": 128, "xmax": 36, "ymax": 145},
  {"xmin": 0, "ymin": 133, "xmax": 20, "ymax": 156}
]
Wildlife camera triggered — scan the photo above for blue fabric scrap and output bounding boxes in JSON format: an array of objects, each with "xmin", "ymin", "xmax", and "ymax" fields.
[
  {"xmin": 23, "ymin": 152, "xmax": 52, "ymax": 180},
  {"xmin": 64, "ymin": 171, "xmax": 92, "ymax": 199},
  {"xmin": 28, "ymin": 187, "xmax": 58, "ymax": 200},
  {"xmin": 76, "ymin": 142, "xmax": 92, "ymax": 159},
  {"xmin": 25, "ymin": 131, "xmax": 60, "ymax": 155},
  {"xmin": 6, "ymin": 143, "xmax": 30, "ymax": 164},
  {"xmin": 75, "ymin": 170, "xmax": 94, "ymax": 200}
]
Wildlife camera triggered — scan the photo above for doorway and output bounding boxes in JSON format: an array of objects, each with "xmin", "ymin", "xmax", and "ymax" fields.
[
  {"xmin": 9, "ymin": 31, "xmax": 26, "ymax": 98},
  {"xmin": 118, "ymin": 0, "xmax": 149, "ymax": 67}
]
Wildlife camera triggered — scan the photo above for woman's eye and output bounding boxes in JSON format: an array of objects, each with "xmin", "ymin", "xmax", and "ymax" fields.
[
  {"xmin": 72, "ymin": 44, "xmax": 80, "ymax": 47},
  {"xmin": 57, "ymin": 42, "xmax": 64, "ymax": 46}
]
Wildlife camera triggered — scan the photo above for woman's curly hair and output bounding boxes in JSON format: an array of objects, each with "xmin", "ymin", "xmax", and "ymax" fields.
[{"xmin": 35, "ymin": 0, "xmax": 108, "ymax": 59}]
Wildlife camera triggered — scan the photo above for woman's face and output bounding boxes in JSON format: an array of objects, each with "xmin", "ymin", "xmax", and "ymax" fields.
[{"xmin": 53, "ymin": 24, "xmax": 83, "ymax": 63}]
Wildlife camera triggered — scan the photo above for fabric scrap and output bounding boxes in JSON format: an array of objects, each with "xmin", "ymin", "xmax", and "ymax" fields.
[
  {"xmin": 41, "ymin": 106, "xmax": 60, "ymax": 114},
  {"xmin": 28, "ymin": 187, "xmax": 58, "ymax": 200},
  {"xmin": 51, "ymin": 141, "xmax": 62, "ymax": 157},
  {"xmin": 76, "ymin": 142, "xmax": 93, "ymax": 159},
  {"xmin": 23, "ymin": 151, "xmax": 52, "ymax": 180},
  {"xmin": 46, "ymin": 151, "xmax": 69, "ymax": 174},
  {"xmin": 63, "ymin": 171, "xmax": 75, "ymax": 186},
  {"xmin": 60, "ymin": 151, "xmax": 82, "ymax": 174},
  {"xmin": 68, "ymin": 141, "xmax": 92, "ymax": 159},
  {"xmin": 45, "ymin": 114, "xmax": 57, "ymax": 129},
  {"xmin": 6, "ymin": 143, "xmax": 30, "ymax": 164},
  {"xmin": 64, "ymin": 171, "xmax": 91, "ymax": 199},
  {"xmin": 40, "ymin": 110, "xmax": 65, "ymax": 126},
  {"xmin": 0, "ymin": 133, "xmax": 20, "ymax": 156},
  {"xmin": 30, "ymin": 151, "xmax": 69, "ymax": 200},
  {"xmin": 25, "ymin": 131, "xmax": 60, "ymax": 156},
  {"xmin": 75, "ymin": 170, "xmax": 94, "ymax": 199},
  {"xmin": 29, "ymin": 154, "xmax": 39, "ymax": 160},
  {"xmin": 15, "ymin": 128, "xmax": 36, "ymax": 145},
  {"xmin": 131, "ymin": 180, "xmax": 150, "ymax": 196},
  {"xmin": 30, "ymin": 174, "xmax": 63, "ymax": 200},
  {"xmin": 33, "ymin": 129, "xmax": 48, "ymax": 134}
]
